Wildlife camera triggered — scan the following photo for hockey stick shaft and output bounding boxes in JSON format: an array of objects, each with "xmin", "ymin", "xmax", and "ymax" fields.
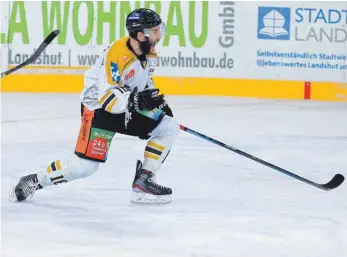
[
  {"xmin": 1, "ymin": 30, "xmax": 60, "ymax": 79},
  {"xmin": 179, "ymin": 125, "xmax": 344, "ymax": 190}
]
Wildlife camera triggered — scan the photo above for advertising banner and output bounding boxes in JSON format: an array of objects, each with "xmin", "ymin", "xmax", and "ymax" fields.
[
  {"xmin": 1, "ymin": 1, "xmax": 346, "ymax": 82},
  {"xmin": 253, "ymin": 1, "xmax": 347, "ymax": 83},
  {"xmin": 1, "ymin": 1, "xmax": 346, "ymax": 100},
  {"xmin": 1, "ymin": 1, "xmax": 236, "ymax": 77}
]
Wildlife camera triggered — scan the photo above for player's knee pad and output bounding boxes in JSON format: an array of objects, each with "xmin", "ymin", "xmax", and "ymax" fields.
[
  {"xmin": 143, "ymin": 116, "xmax": 180, "ymax": 172},
  {"xmin": 151, "ymin": 115, "xmax": 180, "ymax": 139},
  {"xmin": 75, "ymin": 157, "xmax": 99, "ymax": 179}
]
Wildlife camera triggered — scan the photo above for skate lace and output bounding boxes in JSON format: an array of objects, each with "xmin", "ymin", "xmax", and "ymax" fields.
[{"xmin": 148, "ymin": 177, "xmax": 166, "ymax": 189}]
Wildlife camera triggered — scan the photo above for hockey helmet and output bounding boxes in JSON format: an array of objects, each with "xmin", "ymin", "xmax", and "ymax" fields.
[{"xmin": 126, "ymin": 8, "xmax": 166, "ymax": 38}]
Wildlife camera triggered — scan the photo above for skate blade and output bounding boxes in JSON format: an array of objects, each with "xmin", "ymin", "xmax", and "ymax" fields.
[
  {"xmin": 8, "ymin": 184, "xmax": 18, "ymax": 203},
  {"xmin": 131, "ymin": 192, "xmax": 172, "ymax": 204}
]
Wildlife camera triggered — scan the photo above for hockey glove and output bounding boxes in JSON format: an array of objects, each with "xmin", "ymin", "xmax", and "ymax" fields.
[
  {"xmin": 154, "ymin": 94, "xmax": 168, "ymax": 110},
  {"xmin": 151, "ymin": 94, "xmax": 173, "ymax": 117},
  {"xmin": 128, "ymin": 87, "xmax": 161, "ymax": 112}
]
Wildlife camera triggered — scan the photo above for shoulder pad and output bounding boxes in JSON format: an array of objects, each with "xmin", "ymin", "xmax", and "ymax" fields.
[{"xmin": 107, "ymin": 37, "xmax": 137, "ymax": 72}]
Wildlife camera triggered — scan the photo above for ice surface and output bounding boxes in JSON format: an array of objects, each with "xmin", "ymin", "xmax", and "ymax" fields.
[{"xmin": 1, "ymin": 93, "xmax": 347, "ymax": 257}]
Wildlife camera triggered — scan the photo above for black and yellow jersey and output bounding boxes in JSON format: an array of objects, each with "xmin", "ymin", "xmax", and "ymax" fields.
[{"xmin": 81, "ymin": 37, "xmax": 158, "ymax": 113}]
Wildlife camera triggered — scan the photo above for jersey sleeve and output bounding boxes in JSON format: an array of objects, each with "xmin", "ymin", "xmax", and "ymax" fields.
[{"xmin": 97, "ymin": 45, "xmax": 131, "ymax": 114}]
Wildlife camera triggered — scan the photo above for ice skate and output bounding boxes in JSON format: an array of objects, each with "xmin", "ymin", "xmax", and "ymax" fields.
[
  {"xmin": 131, "ymin": 160, "xmax": 172, "ymax": 204},
  {"xmin": 9, "ymin": 174, "xmax": 42, "ymax": 202}
]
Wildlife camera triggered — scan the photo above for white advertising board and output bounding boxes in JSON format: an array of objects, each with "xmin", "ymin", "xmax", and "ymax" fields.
[{"xmin": 1, "ymin": 1, "xmax": 346, "ymax": 82}]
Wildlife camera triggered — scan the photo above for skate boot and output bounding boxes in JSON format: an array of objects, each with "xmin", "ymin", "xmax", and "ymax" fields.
[
  {"xmin": 9, "ymin": 174, "xmax": 42, "ymax": 202},
  {"xmin": 131, "ymin": 160, "xmax": 172, "ymax": 204}
]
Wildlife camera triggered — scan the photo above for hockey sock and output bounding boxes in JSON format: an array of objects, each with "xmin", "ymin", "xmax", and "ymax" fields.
[{"xmin": 37, "ymin": 157, "xmax": 99, "ymax": 187}]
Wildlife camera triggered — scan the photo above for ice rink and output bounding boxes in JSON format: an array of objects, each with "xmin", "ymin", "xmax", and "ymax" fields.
[{"xmin": 1, "ymin": 93, "xmax": 347, "ymax": 257}]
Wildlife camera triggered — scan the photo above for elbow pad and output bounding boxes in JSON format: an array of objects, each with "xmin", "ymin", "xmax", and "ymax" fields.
[{"xmin": 98, "ymin": 86, "xmax": 131, "ymax": 114}]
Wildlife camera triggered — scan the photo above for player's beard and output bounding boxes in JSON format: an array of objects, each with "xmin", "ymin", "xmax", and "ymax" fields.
[{"xmin": 139, "ymin": 38, "xmax": 156, "ymax": 55}]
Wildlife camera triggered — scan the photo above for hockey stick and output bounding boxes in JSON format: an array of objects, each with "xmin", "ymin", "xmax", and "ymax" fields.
[
  {"xmin": 0, "ymin": 30, "xmax": 60, "ymax": 79},
  {"xmin": 179, "ymin": 125, "xmax": 344, "ymax": 191}
]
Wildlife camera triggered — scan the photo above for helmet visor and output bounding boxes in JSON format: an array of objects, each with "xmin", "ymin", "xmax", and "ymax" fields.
[{"xmin": 143, "ymin": 22, "xmax": 166, "ymax": 38}]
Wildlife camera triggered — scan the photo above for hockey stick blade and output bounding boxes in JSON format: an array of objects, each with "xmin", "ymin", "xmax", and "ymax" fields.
[
  {"xmin": 1, "ymin": 30, "xmax": 60, "ymax": 79},
  {"xmin": 319, "ymin": 174, "xmax": 344, "ymax": 190},
  {"xmin": 42, "ymin": 30, "xmax": 60, "ymax": 45},
  {"xmin": 180, "ymin": 125, "xmax": 345, "ymax": 191}
]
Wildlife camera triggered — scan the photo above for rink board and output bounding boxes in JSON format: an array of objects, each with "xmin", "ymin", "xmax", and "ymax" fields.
[{"xmin": 1, "ymin": 73, "xmax": 346, "ymax": 101}]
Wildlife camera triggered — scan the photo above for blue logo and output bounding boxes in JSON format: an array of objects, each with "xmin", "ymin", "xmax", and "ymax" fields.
[
  {"xmin": 110, "ymin": 62, "xmax": 121, "ymax": 83},
  {"xmin": 128, "ymin": 12, "xmax": 140, "ymax": 20},
  {"xmin": 257, "ymin": 7, "xmax": 291, "ymax": 40}
]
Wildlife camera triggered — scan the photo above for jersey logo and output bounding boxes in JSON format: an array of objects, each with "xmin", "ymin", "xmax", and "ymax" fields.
[
  {"xmin": 149, "ymin": 59, "xmax": 156, "ymax": 75},
  {"xmin": 128, "ymin": 13, "xmax": 140, "ymax": 20},
  {"xmin": 125, "ymin": 69, "xmax": 135, "ymax": 81},
  {"xmin": 110, "ymin": 62, "xmax": 121, "ymax": 83}
]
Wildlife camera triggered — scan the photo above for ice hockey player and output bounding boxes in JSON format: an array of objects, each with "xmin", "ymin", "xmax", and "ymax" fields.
[{"xmin": 10, "ymin": 8, "xmax": 180, "ymax": 204}]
